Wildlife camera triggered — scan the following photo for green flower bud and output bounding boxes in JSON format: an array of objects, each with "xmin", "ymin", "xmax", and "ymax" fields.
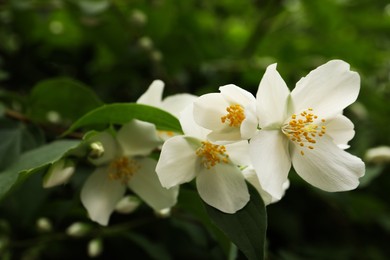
[
  {"xmin": 88, "ymin": 141, "xmax": 105, "ymax": 159},
  {"xmin": 66, "ymin": 222, "xmax": 91, "ymax": 237}
]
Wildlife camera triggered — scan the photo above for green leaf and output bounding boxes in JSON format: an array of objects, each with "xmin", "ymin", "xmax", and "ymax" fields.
[
  {"xmin": 28, "ymin": 78, "xmax": 103, "ymax": 124},
  {"xmin": 204, "ymin": 183, "xmax": 267, "ymax": 260},
  {"xmin": 0, "ymin": 121, "xmax": 23, "ymax": 170},
  {"xmin": 0, "ymin": 140, "xmax": 80, "ymax": 201},
  {"xmin": 63, "ymin": 103, "xmax": 182, "ymax": 135},
  {"xmin": 123, "ymin": 232, "xmax": 172, "ymax": 260},
  {"xmin": 178, "ymin": 188, "xmax": 231, "ymax": 255}
]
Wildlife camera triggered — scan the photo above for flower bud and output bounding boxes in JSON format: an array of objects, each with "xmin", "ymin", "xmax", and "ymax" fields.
[
  {"xmin": 155, "ymin": 207, "xmax": 171, "ymax": 218},
  {"xmin": 88, "ymin": 141, "xmax": 105, "ymax": 159},
  {"xmin": 43, "ymin": 159, "xmax": 75, "ymax": 188},
  {"xmin": 36, "ymin": 217, "xmax": 52, "ymax": 232},
  {"xmin": 87, "ymin": 238, "xmax": 103, "ymax": 258},
  {"xmin": 365, "ymin": 146, "xmax": 390, "ymax": 164},
  {"xmin": 115, "ymin": 195, "xmax": 141, "ymax": 214},
  {"xmin": 130, "ymin": 9, "xmax": 147, "ymax": 26},
  {"xmin": 66, "ymin": 222, "xmax": 91, "ymax": 237},
  {"xmin": 138, "ymin": 36, "xmax": 153, "ymax": 51},
  {"xmin": 151, "ymin": 50, "xmax": 163, "ymax": 62}
]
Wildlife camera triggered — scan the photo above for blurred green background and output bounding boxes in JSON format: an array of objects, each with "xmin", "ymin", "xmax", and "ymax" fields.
[{"xmin": 0, "ymin": 0, "xmax": 390, "ymax": 259}]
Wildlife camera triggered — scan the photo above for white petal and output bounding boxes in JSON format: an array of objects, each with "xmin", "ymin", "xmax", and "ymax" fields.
[
  {"xmin": 256, "ymin": 64, "xmax": 290, "ymax": 128},
  {"xmin": 161, "ymin": 93, "xmax": 198, "ymax": 117},
  {"xmin": 43, "ymin": 159, "xmax": 75, "ymax": 188},
  {"xmin": 155, "ymin": 136, "xmax": 198, "ymax": 188},
  {"xmin": 243, "ymin": 167, "xmax": 290, "ymax": 205},
  {"xmin": 196, "ymin": 163, "xmax": 249, "ymax": 213},
  {"xmin": 193, "ymin": 93, "xmax": 229, "ymax": 131},
  {"xmin": 117, "ymin": 120, "xmax": 162, "ymax": 157},
  {"xmin": 219, "ymin": 84, "xmax": 256, "ymax": 105},
  {"xmin": 291, "ymin": 135, "xmax": 365, "ymax": 192},
  {"xmin": 207, "ymin": 128, "xmax": 242, "ymax": 143},
  {"xmin": 136, "ymin": 79, "xmax": 164, "ymax": 107},
  {"xmin": 291, "ymin": 60, "xmax": 360, "ymax": 118},
  {"xmin": 240, "ymin": 103, "xmax": 258, "ymax": 139},
  {"xmin": 225, "ymin": 140, "xmax": 251, "ymax": 166},
  {"xmin": 325, "ymin": 114, "xmax": 355, "ymax": 148},
  {"xmin": 242, "ymin": 167, "xmax": 273, "ymax": 205},
  {"xmin": 128, "ymin": 158, "xmax": 179, "ymax": 211},
  {"xmin": 80, "ymin": 167, "xmax": 126, "ymax": 226},
  {"xmin": 249, "ymin": 130, "xmax": 291, "ymax": 200},
  {"xmin": 88, "ymin": 132, "xmax": 119, "ymax": 166},
  {"xmin": 179, "ymin": 103, "xmax": 210, "ymax": 139}
]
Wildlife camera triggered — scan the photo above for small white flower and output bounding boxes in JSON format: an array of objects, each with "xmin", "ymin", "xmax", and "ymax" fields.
[
  {"xmin": 156, "ymin": 104, "xmax": 250, "ymax": 213},
  {"xmin": 81, "ymin": 120, "xmax": 179, "ymax": 226},
  {"xmin": 250, "ymin": 60, "xmax": 365, "ymax": 199},
  {"xmin": 193, "ymin": 84, "xmax": 258, "ymax": 142}
]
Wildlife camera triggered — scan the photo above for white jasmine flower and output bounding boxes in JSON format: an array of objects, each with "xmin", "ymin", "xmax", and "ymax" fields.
[
  {"xmin": 250, "ymin": 60, "xmax": 365, "ymax": 199},
  {"xmin": 156, "ymin": 104, "xmax": 250, "ymax": 213},
  {"xmin": 81, "ymin": 120, "xmax": 179, "ymax": 225},
  {"xmin": 193, "ymin": 84, "xmax": 258, "ymax": 142}
]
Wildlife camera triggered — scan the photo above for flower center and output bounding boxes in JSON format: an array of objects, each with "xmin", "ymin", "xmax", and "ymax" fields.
[
  {"xmin": 221, "ymin": 104, "xmax": 245, "ymax": 127},
  {"xmin": 195, "ymin": 141, "xmax": 229, "ymax": 169},
  {"xmin": 282, "ymin": 108, "xmax": 326, "ymax": 156},
  {"xmin": 108, "ymin": 157, "xmax": 140, "ymax": 183}
]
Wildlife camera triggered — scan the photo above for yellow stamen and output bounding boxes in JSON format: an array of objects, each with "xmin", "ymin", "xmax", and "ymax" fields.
[
  {"xmin": 195, "ymin": 141, "xmax": 229, "ymax": 169},
  {"xmin": 221, "ymin": 104, "xmax": 245, "ymax": 127},
  {"xmin": 282, "ymin": 108, "xmax": 326, "ymax": 156},
  {"xmin": 108, "ymin": 157, "xmax": 140, "ymax": 184}
]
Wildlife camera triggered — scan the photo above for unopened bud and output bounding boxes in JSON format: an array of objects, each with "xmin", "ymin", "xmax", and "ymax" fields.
[
  {"xmin": 43, "ymin": 159, "xmax": 75, "ymax": 188},
  {"xmin": 155, "ymin": 207, "xmax": 171, "ymax": 218},
  {"xmin": 138, "ymin": 36, "xmax": 153, "ymax": 51},
  {"xmin": 130, "ymin": 9, "xmax": 147, "ymax": 26},
  {"xmin": 36, "ymin": 217, "xmax": 52, "ymax": 232},
  {"xmin": 365, "ymin": 146, "xmax": 390, "ymax": 164},
  {"xmin": 88, "ymin": 142, "xmax": 105, "ymax": 159},
  {"xmin": 115, "ymin": 195, "xmax": 141, "ymax": 214},
  {"xmin": 87, "ymin": 238, "xmax": 103, "ymax": 258},
  {"xmin": 151, "ymin": 50, "xmax": 163, "ymax": 62},
  {"xmin": 66, "ymin": 222, "xmax": 91, "ymax": 237}
]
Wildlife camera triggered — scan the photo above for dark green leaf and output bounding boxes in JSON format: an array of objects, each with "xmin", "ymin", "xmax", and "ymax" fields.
[
  {"xmin": 204, "ymin": 183, "xmax": 267, "ymax": 260},
  {"xmin": 28, "ymin": 78, "xmax": 103, "ymax": 124},
  {"xmin": 124, "ymin": 232, "xmax": 172, "ymax": 260},
  {"xmin": 0, "ymin": 140, "xmax": 80, "ymax": 201},
  {"xmin": 63, "ymin": 103, "xmax": 182, "ymax": 135},
  {"xmin": 178, "ymin": 188, "xmax": 231, "ymax": 255},
  {"xmin": 0, "ymin": 121, "xmax": 23, "ymax": 170}
]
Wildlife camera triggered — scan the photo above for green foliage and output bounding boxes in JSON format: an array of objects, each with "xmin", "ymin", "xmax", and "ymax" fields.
[
  {"xmin": 64, "ymin": 103, "xmax": 182, "ymax": 135},
  {"xmin": 0, "ymin": 140, "xmax": 80, "ymax": 201},
  {"xmin": 28, "ymin": 78, "xmax": 103, "ymax": 125},
  {"xmin": 205, "ymin": 183, "xmax": 267, "ymax": 260}
]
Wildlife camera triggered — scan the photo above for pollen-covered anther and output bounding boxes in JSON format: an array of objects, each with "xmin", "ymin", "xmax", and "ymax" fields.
[
  {"xmin": 108, "ymin": 157, "xmax": 140, "ymax": 183},
  {"xmin": 221, "ymin": 104, "xmax": 245, "ymax": 127},
  {"xmin": 282, "ymin": 108, "xmax": 326, "ymax": 155},
  {"xmin": 196, "ymin": 141, "xmax": 229, "ymax": 169}
]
